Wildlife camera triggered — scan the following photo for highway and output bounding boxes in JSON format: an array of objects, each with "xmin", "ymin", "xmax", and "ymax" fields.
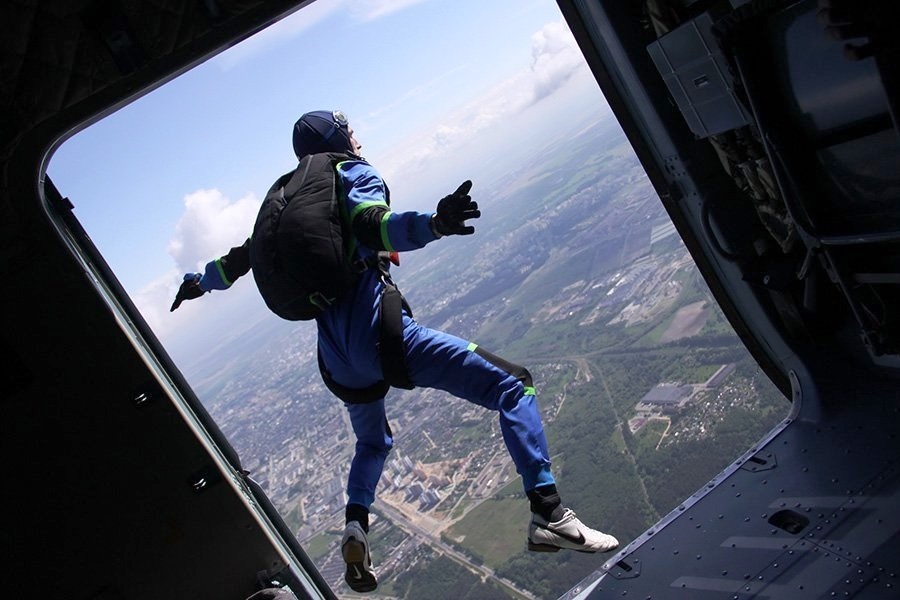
[{"xmin": 376, "ymin": 500, "xmax": 538, "ymax": 600}]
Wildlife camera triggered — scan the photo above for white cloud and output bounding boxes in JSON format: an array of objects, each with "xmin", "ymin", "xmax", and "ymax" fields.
[
  {"xmin": 133, "ymin": 262, "xmax": 265, "ymax": 355},
  {"xmin": 374, "ymin": 69, "xmax": 531, "ymax": 180},
  {"xmin": 132, "ymin": 268, "xmax": 185, "ymax": 338},
  {"xmin": 167, "ymin": 188, "xmax": 259, "ymax": 273},
  {"xmin": 138, "ymin": 188, "xmax": 261, "ymax": 344},
  {"xmin": 530, "ymin": 19, "xmax": 583, "ymax": 103},
  {"xmin": 374, "ymin": 18, "xmax": 587, "ymax": 183}
]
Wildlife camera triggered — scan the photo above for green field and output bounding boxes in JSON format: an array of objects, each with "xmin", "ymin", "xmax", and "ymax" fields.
[{"xmin": 445, "ymin": 480, "xmax": 530, "ymax": 568}]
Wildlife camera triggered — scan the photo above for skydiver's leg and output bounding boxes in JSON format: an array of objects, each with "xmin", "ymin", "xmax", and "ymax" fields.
[
  {"xmin": 401, "ymin": 317, "xmax": 619, "ymax": 554},
  {"xmin": 345, "ymin": 398, "xmax": 393, "ymax": 528},
  {"xmin": 316, "ymin": 324, "xmax": 389, "ymax": 527},
  {"xmin": 401, "ymin": 318, "xmax": 553, "ymax": 492},
  {"xmin": 340, "ymin": 398, "xmax": 389, "ymax": 593},
  {"xmin": 316, "ymin": 306, "xmax": 388, "ymax": 592}
]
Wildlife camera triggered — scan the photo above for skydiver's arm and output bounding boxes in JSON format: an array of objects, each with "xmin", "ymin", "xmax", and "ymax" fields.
[
  {"xmin": 338, "ymin": 161, "xmax": 438, "ymax": 252},
  {"xmin": 170, "ymin": 239, "xmax": 251, "ymax": 311},
  {"xmin": 200, "ymin": 238, "xmax": 251, "ymax": 290}
]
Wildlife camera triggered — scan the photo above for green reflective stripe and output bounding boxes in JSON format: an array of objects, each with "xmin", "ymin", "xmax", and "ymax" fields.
[
  {"xmin": 467, "ymin": 342, "xmax": 478, "ymax": 352},
  {"xmin": 380, "ymin": 212, "xmax": 395, "ymax": 252},
  {"xmin": 524, "ymin": 386, "xmax": 536, "ymax": 396},
  {"xmin": 214, "ymin": 259, "xmax": 232, "ymax": 287},
  {"xmin": 350, "ymin": 200, "xmax": 388, "ymax": 220}
]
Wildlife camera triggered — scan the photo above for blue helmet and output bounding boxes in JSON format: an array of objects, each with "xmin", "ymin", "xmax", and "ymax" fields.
[{"xmin": 292, "ymin": 110, "xmax": 355, "ymax": 160}]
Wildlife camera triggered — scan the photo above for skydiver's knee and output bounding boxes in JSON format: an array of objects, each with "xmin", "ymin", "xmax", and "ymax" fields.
[{"xmin": 355, "ymin": 439, "xmax": 393, "ymax": 458}]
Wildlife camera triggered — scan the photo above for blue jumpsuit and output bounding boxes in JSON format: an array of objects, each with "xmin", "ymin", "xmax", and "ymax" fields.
[{"xmin": 319, "ymin": 159, "xmax": 555, "ymax": 511}]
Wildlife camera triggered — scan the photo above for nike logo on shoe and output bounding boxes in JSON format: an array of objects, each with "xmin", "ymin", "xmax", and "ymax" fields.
[
  {"xmin": 536, "ymin": 522, "xmax": 585, "ymax": 545},
  {"xmin": 528, "ymin": 508, "xmax": 619, "ymax": 553}
]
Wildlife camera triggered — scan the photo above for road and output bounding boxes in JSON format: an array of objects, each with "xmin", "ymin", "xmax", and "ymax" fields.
[{"xmin": 377, "ymin": 500, "xmax": 538, "ymax": 600}]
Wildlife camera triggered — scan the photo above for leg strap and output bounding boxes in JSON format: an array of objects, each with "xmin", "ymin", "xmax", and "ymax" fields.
[
  {"xmin": 318, "ymin": 255, "xmax": 415, "ymax": 403},
  {"xmin": 318, "ymin": 350, "xmax": 390, "ymax": 404},
  {"xmin": 379, "ymin": 279, "xmax": 414, "ymax": 390}
]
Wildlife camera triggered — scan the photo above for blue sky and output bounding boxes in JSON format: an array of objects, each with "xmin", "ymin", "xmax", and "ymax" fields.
[{"xmin": 47, "ymin": 0, "xmax": 611, "ymax": 353}]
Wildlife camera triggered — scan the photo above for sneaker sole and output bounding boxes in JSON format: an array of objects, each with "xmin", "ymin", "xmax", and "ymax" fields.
[
  {"xmin": 527, "ymin": 540, "xmax": 561, "ymax": 552},
  {"xmin": 527, "ymin": 539, "xmax": 611, "ymax": 554},
  {"xmin": 342, "ymin": 539, "xmax": 377, "ymax": 593}
]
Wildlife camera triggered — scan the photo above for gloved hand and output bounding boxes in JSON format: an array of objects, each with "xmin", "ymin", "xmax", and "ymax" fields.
[
  {"xmin": 432, "ymin": 180, "xmax": 479, "ymax": 236},
  {"xmin": 170, "ymin": 273, "xmax": 205, "ymax": 311}
]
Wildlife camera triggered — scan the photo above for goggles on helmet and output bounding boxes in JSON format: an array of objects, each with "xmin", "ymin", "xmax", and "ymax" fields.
[{"xmin": 320, "ymin": 110, "xmax": 349, "ymax": 142}]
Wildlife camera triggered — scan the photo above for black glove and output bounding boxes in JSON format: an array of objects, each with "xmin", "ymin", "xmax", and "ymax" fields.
[
  {"xmin": 170, "ymin": 273, "xmax": 205, "ymax": 311},
  {"xmin": 432, "ymin": 180, "xmax": 479, "ymax": 236}
]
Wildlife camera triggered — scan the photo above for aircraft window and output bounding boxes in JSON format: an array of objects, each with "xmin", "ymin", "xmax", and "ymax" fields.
[{"xmin": 47, "ymin": 1, "xmax": 789, "ymax": 598}]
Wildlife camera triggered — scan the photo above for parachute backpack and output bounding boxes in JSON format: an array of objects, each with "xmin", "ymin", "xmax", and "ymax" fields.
[{"xmin": 249, "ymin": 152, "xmax": 358, "ymax": 321}]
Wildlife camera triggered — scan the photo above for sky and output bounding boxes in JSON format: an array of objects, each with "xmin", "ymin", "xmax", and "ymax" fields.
[{"xmin": 47, "ymin": 0, "xmax": 612, "ymax": 357}]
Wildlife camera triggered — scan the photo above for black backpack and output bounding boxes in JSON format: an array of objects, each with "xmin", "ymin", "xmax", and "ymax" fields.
[{"xmin": 249, "ymin": 152, "xmax": 359, "ymax": 321}]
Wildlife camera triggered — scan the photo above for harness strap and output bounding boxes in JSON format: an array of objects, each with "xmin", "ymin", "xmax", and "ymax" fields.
[
  {"xmin": 317, "ymin": 252, "xmax": 414, "ymax": 403},
  {"xmin": 318, "ymin": 350, "xmax": 390, "ymax": 404},
  {"xmin": 379, "ymin": 277, "xmax": 414, "ymax": 390}
]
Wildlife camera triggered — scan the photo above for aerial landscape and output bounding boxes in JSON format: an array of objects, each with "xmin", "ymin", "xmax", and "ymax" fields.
[{"xmin": 183, "ymin": 113, "xmax": 787, "ymax": 599}]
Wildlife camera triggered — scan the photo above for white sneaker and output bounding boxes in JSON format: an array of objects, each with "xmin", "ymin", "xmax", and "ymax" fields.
[
  {"xmin": 341, "ymin": 521, "xmax": 377, "ymax": 592},
  {"xmin": 527, "ymin": 508, "xmax": 619, "ymax": 553}
]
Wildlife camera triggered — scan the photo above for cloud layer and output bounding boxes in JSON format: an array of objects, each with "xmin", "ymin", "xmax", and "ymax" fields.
[
  {"xmin": 530, "ymin": 19, "xmax": 584, "ymax": 102},
  {"xmin": 167, "ymin": 188, "xmax": 259, "ymax": 273},
  {"xmin": 135, "ymin": 188, "xmax": 260, "ymax": 341},
  {"xmin": 375, "ymin": 18, "xmax": 585, "ymax": 184}
]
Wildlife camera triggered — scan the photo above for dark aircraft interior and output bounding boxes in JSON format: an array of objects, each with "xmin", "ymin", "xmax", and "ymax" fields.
[{"xmin": 3, "ymin": 0, "xmax": 898, "ymax": 598}]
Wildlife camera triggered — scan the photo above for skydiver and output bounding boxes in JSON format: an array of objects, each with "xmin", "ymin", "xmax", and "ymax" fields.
[{"xmin": 172, "ymin": 110, "xmax": 619, "ymax": 593}]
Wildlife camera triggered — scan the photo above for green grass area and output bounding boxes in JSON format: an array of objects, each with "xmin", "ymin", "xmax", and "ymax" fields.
[
  {"xmin": 650, "ymin": 231, "xmax": 684, "ymax": 256},
  {"xmin": 691, "ymin": 363, "xmax": 722, "ymax": 382},
  {"xmin": 632, "ymin": 419, "xmax": 669, "ymax": 457},
  {"xmin": 534, "ymin": 363, "xmax": 576, "ymax": 398},
  {"xmin": 611, "ymin": 424, "xmax": 627, "ymax": 454},
  {"xmin": 302, "ymin": 532, "xmax": 332, "ymax": 562},
  {"xmin": 632, "ymin": 311, "xmax": 677, "ymax": 348},
  {"xmin": 281, "ymin": 502, "xmax": 302, "ymax": 534},
  {"xmin": 444, "ymin": 479, "xmax": 530, "ymax": 569},
  {"xmin": 698, "ymin": 301, "xmax": 738, "ymax": 337},
  {"xmin": 390, "ymin": 551, "xmax": 514, "ymax": 599}
]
